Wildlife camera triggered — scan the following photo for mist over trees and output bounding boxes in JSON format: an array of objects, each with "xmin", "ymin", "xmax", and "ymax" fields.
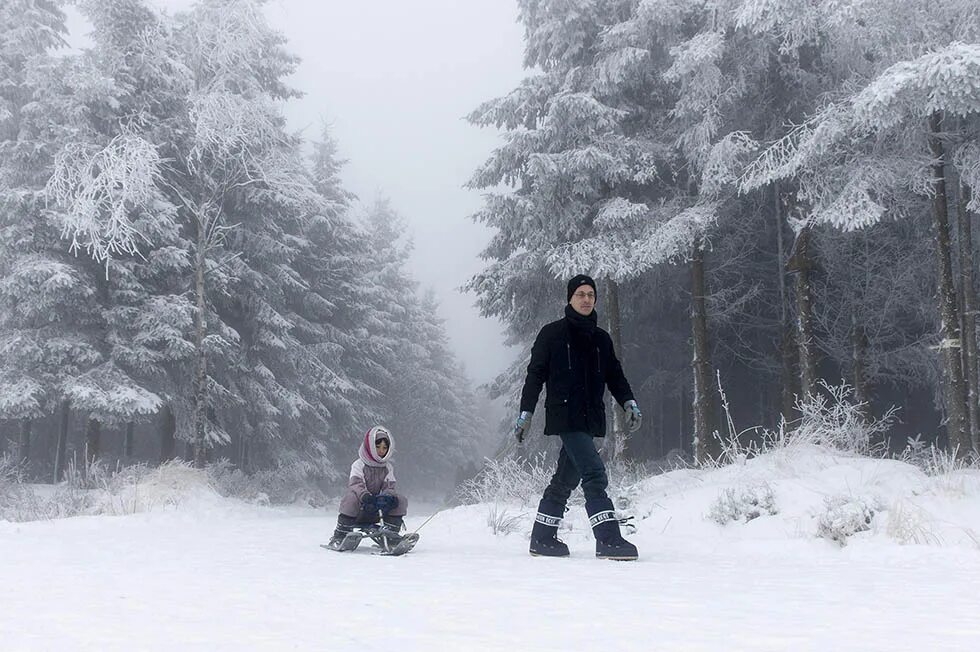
[
  {"xmin": 0, "ymin": 0, "xmax": 484, "ymax": 492},
  {"xmin": 2, "ymin": 0, "xmax": 979, "ymax": 494},
  {"xmin": 469, "ymin": 0, "xmax": 980, "ymax": 464}
]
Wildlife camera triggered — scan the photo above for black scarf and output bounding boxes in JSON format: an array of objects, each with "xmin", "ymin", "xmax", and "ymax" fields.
[{"xmin": 564, "ymin": 304, "xmax": 597, "ymax": 344}]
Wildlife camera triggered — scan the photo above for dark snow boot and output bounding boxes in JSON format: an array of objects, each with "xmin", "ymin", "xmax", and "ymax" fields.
[
  {"xmin": 327, "ymin": 516, "xmax": 355, "ymax": 551},
  {"xmin": 586, "ymin": 497, "xmax": 638, "ymax": 561},
  {"xmin": 382, "ymin": 515, "xmax": 404, "ymax": 533},
  {"xmin": 529, "ymin": 498, "xmax": 570, "ymax": 557}
]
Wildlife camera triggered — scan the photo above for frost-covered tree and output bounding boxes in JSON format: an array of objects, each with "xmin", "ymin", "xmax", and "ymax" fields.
[
  {"xmin": 645, "ymin": 0, "xmax": 860, "ymax": 455},
  {"xmin": 168, "ymin": 0, "xmax": 308, "ymax": 466},
  {"xmin": 811, "ymin": 220, "xmax": 937, "ymax": 407},
  {"xmin": 741, "ymin": 4, "xmax": 980, "ymax": 455}
]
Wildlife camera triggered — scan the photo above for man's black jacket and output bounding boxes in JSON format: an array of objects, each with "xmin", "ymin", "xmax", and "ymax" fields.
[{"xmin": 519, "ymin": 309, "xmax": 634, "ymax": 437}]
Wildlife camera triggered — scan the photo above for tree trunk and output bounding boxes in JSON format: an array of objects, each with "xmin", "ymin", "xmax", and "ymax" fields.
[
  {"xmin": 678, "ymin": 385, "xmax": 685, "ymax": 454},
  {"xmin": 242, "ymin": 412, "xmax": 258, "ymax": 472},
  {"xmin": 124, "ymin": 421, "xmax": 135, "ymax": 459},
  {"xmin": 53, "ymin": 400, "xmax": 69, "ymax": 483},
  {"xmin": 193, "ymin": 223, "xmax": 209, "ymax": 468},
  {"xmin": 657, "ymin": 392, "xmax": 665, "ymax": 457},
  {"xmin": 85, "ymin": 417, "xmax": 101, "ymax": 467},
  {"xmin": 18, "ymin": 418, "xmax": 31, "ymax": 464},
  {"xmin": 774, "ymin": 185, "xmax": 798, "ymax": 424},
  {"xmin": 691, "ymin": 235, "xmax": 718, "ymax": 463},
  {"xmin": 791, "ymin": 225, "xmax": 817, "ymax": 400},
  {"xmin": 239, "ymin": 432, "xmax": 249, "ymax": 471},
  {"xmin": 852, "ymin": 316, "xmax": 870, "ymax": 411},
  {"xmin": 160, "ymin": 404, "xmax": 176, "ymax": 462},
  {"xmin": 928, "ymin": 111, "xmax": 969, "ymax": 456},
  {"xmin": 604, "ymin": 278, "xmax": 627, "ymax": 465},
  {"xmin": 780, "ymin": 324, "xmax": 798, "ymax": 421},
  {"xmin": 957, "ymin": 179, "xmax": 979, "ymax": 452}
]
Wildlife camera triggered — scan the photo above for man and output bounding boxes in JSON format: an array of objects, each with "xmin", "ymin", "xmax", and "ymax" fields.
[{"xmin": 513, "ymin": 274, "xmax": 643, "ymax": 560}]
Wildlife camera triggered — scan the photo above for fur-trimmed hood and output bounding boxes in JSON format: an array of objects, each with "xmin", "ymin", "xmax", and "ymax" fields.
[{"xmin": 359, "ymin": 425, "xmax": 393, "ymax": 467}]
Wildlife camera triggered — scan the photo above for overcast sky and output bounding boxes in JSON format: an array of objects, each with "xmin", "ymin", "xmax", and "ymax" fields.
[{"xmin": 65, "ymin": 0, "xmax": 527, "ymax": 386}]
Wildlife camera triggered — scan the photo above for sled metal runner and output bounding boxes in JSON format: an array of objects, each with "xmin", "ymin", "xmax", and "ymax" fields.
[{"xmin": 321, "ymin": 526, "xmax": 419, "ymax": 556}]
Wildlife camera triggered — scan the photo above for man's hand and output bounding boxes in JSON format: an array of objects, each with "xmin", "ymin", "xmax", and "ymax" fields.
[
  {"xmin": 624, "ymin": 400, "xmax": 642, "ymax": 433},
  {"xmin": 512, "ymin": 411, "xmax": 533, "ymax": 443}
]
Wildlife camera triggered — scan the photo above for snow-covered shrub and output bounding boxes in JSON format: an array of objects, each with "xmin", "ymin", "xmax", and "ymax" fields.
[
  {"xmin": 607, "ymin": 458, "xmax": 652, "ymax": 513},
  {"xmin": 456, "ymin": 454, "xmax": 553, "ymax": 507},
  {"xmin": 816, "ymin": 494, "xmax": 882, "ymax": 546},
  {"xmin": 252, "ymin": 468, "xmax": 329, "ymax": 507},
  {"xmin": 0, "ymin": 455, "xmax": 42, "ymax": 522},
  {"xmin": 0, "ymin": 454, "xmax": 24, "ymax": 492},
  {"xmin": 790, "ymin": 382, "xmax": 896, "ymax": 455},
  {"xmin": 706, "ymin": 481, "xmax": 777, "ymax": 525},
  {"xmin": 0, "ymin": 490, "xmax": 49, "ymax": 522},
  {"xmin": 63, "ymin": 456, "xmax": 145, "ymax": 493},
  {"xmin": 45, "ymin": 482, "xmax": 95, "ymax": 518},
  {"xmin": 898, "ymin": 437, "xmax": 980, "ymax": 495},
  {"xmin": 649, "ymin": 448, "xmax": 693, "ymax": 473},
  {"xmin": 898, "ymin": 434, "xmax": 932, "ymax": 470},
  {"xmin": 40, "ymin": 462, "xmax": 192, "ymax": 518},
  {"xmin": 0, "ymin": 454, "xmax": 99, "ymax": 521},
  {"xmin": 93, "ymin": 463, "xmax": 181, "ymax": 515},
  {"xmin": 44, "ymin": 461, "xmax": 206, "ymax": 518},
  {"xmin": 885, "ymin": 501, "xmax": 941, "ymax": 546},
  {"xmin": 486, "ymin": 503, "xmax": 525, "ymax": 535},
  {"xmin": 208, "ymin": 460, "xmax": 270, "ymax": 504},
  {"xmin": 707, "ymin": 372, "xmax": 771, "ymax": 468},
  {"xmin": 0, "ymin": 458, "xmax": 98, "ymax": 521},
  {"xmin": 207, "ymin": 460, "xmax": 329, "ymax": 507}
]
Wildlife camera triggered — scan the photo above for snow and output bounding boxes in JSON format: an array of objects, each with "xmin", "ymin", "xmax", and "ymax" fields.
[{"xmin": 3, "ymin": 447, "xmax": 980, "ymax": 651}]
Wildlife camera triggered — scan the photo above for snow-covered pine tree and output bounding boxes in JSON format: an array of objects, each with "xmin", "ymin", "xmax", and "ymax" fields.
[
  {"xmin": 1, "ymin": 0, "xmax": 166, "ymax": 475},
  {"xmin": 41, "ymin": 0, "xmax": 211, "ymax": 473},
  {"xmin": 43, "ymin": 0, "xmax": 340, "ymax": 473},
  {"xmin": 357, "ymin": 198, "xmax": 481, "ymax": 488},
  {"xmin": 0, "ymin": 0, "xmax": 70, "ymax": 469},
  {"xmin": 284, "ymin": 124, "xmax": 382, "ymax": 466},
  {"xmin": 390, "ymin": 290, "xmax": 482, "ymax": 492},
  {"xmin": 467, "ymin": 0, "xmax": 698, "ymax": 462},
  {"xmin": 358, "ymin": 196, "xmax": 417, "ymax": 425}
]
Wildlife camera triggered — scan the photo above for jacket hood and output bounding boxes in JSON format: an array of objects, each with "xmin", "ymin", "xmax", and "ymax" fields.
[{"xmin": 359, "ymin": 425, "xmax": 394, "ymax": 467}]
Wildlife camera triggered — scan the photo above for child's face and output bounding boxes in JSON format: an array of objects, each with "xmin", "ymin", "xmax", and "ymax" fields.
[{"xmin": 376, "ymin": 439, "xmax": 389, "ymax": 457}]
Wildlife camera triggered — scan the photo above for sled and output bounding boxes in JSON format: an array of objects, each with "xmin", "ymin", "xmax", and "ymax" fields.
[{"xmin": 321, "ymin": 525, "xmax": 419, "ymax": 556}]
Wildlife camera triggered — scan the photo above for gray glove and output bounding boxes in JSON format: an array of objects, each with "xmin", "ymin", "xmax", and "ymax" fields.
[
  {"xmin": 624, "ymin": 400, "xmax": 642, "ymax": 433},
  {"xmin": 512, "ymin": 410, "xmax": 532, "ymax": 443}
]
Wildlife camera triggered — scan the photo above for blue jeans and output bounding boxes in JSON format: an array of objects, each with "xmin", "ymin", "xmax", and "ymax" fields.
[{"xmin": 542, "ymin": 432, "xmax": 609, "ymax": 504}]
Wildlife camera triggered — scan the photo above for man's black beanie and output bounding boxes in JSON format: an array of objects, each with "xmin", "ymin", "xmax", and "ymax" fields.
[{"xmin": 567, "ymin": 274, "xmax": 597, "ymax": 302}]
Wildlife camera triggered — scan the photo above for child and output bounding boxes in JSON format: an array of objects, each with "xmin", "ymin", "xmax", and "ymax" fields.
[{"xmin": 328, "ymin": 425, "xmax": 408, "ymax": 549}]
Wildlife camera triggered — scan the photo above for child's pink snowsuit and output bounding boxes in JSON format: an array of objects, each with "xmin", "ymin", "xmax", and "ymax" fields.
[{"xmin": 338, "ymin": 428, "xmax": 407, "ymax": 518}]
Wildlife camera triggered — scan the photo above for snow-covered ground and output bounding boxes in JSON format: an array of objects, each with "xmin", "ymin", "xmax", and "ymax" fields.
[{"xmin": 3, "ymin": 446, "xmax": 980, "ymax": 651}]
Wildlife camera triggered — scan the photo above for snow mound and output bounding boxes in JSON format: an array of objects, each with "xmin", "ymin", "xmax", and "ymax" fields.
[
  {"xmin": 89, "ymin": 461, "xmax": 223, "ymax": 515},
  {"xmin": 453, "ymin": 445, "xmax": 980, "ymax": 551}
]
